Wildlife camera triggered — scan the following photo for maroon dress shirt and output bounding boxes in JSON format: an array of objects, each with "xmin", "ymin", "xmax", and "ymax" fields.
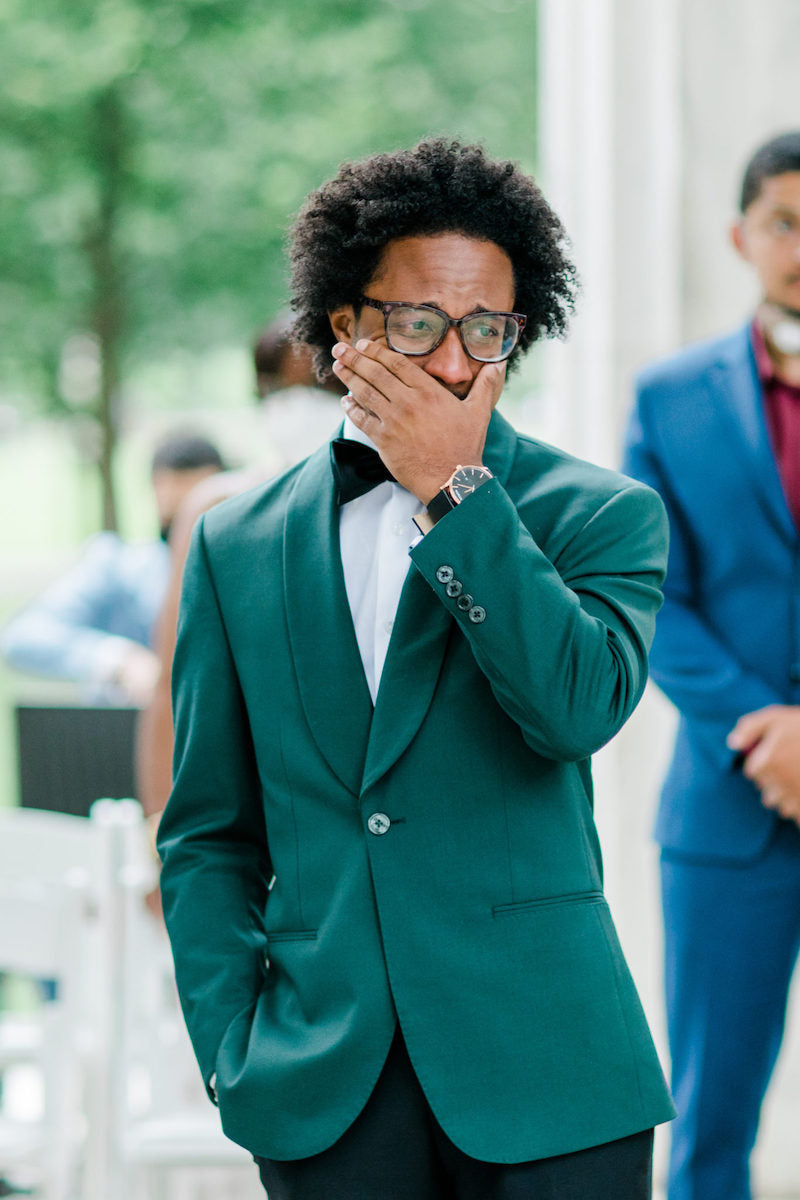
[{"xmin": 751, "ymin": 319, "xmax": 800, "ymax": 532}]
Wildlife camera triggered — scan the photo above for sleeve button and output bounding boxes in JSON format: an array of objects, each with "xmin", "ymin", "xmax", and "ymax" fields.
[
  {"xmin": 436, "ymin": 565, "xmax": 455, "ymax": 584},
  {"xmin": 446, "ymin": 579, "xmax": 463, "ymax": 598},
  {"xmin": 456, "ymin": 593, "xmax": 473, "ymax": 611},
  {"xmin": 468, "ymin": 605, "xmax": 486, "ymax": 624}
]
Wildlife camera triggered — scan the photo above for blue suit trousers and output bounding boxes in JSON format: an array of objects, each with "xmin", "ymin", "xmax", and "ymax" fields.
[{"xmin": 662, "ymin": 820, "xmax": 800, "ymax": 1200}]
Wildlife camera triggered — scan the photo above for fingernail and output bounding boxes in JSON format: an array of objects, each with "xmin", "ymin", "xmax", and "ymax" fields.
[
  {"xmin": 355, "ymin": 338, "xmax": 370, "ymax": 351},
  {"xmin": 332, "ymin": 343, "xmax": 347, "ymax": 358}
]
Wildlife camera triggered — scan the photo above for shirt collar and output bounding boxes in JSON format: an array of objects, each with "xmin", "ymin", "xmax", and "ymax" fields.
[
  {"xmin": 342, "ymin": 413, "xmax": 378, "ymax": 450},
  {"xmin": 751, "ymin": 318, "xmax": 777, "ymax": 386}
]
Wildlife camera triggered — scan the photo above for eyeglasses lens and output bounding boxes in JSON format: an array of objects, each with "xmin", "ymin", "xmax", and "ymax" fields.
[
  {"xmin": 385, "ymin": 307, "xmax": 519, "ymax": 362},
  {"xmin": 385, "ymin": 308, "xmax": 446, "ymax": 354},
  {"xmin": 461, "ymin": 314, "xmax": 519, "ymax": 361}
]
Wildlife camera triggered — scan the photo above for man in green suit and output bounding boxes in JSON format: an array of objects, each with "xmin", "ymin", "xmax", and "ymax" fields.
[{"xmin": 158, "ymin": 139, "xmax": 675, "ymax": 1199}]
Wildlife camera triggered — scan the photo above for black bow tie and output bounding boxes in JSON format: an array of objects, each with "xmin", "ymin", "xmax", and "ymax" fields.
[{"xmin": 330, "ymin": 438, "xmax": 396, "ymax": 505}]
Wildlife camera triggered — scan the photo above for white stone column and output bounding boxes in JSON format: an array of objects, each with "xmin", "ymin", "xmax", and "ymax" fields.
[
  {"xmin": 536, "ymin": 0, "xmax": 682, "ymax": 467},
  {"xmin": 680, "ymin": 1, "xmax": 800, "ymax": 343},
  {"xmin": 536, "ymin": 0, "xmax": 682, "ymax": 965},
  {"xmin": 536, "ymin": 1, "xmax": 800, "ymax": 1192}
]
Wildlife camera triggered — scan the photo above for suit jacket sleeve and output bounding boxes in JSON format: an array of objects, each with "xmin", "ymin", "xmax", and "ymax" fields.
[
  {"xmin": 410, "ymin": 473, "xmax": 668, "ymax": 762},
  {"xmin": 0, "ymin": 533, "xmax": 151, "ymax": 686},
  {"xmin": 623, "ymin": 381, "xmax": 781, "ymax": 768},
  {"xmin": 157, "ymin": 515, "xmax": 270, "ymax": 1098}
]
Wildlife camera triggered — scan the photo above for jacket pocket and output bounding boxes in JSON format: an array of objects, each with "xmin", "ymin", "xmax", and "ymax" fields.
[
  {"xmin": 492, "ymin": 890, "xmax": 604, "ymax": 918},
  {"xmin": 266, "ymin": 929, "xmax": 318, "ymax": 942}
]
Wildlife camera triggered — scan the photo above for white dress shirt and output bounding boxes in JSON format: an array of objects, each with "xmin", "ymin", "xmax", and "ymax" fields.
[{"xmin": 338, "ymin": 417, "xmax": 422, "ymax": 703}]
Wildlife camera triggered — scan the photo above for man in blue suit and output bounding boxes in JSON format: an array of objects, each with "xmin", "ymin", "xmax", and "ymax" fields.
[{"xmin": 623, "ymin": 131, "xmax": 800, "ymax": 1200}]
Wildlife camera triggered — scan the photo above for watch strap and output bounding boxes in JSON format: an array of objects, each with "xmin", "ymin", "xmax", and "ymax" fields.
[
  {"xmin": 412, "ymin": 488, "xmax": 453, "ymax": 537},
  {"xmin": 413, "ymin": 465, "xmax": 492, "ymax": 537},
  {"xmin": 426, "ymin": 488, "xmax": 457, "ymax": 524}
]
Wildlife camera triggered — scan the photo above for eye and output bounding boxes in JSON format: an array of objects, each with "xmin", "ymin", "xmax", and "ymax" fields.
[
  {"xmin": 771, "ymin": 215, "xmax": 796, "ymax": 235},
  {"xmin": 392, "ymin": 312, "xmax": 439, "ymax": 340},
  {"xmin": 466, "ymin": 317, "xmax": 503, "ymax": 345}
]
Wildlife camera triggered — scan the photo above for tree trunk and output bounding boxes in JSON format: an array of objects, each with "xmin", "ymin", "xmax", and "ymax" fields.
[{"xmin": 85, "ymin": 83, "xmax": 128, "ymax": 531}]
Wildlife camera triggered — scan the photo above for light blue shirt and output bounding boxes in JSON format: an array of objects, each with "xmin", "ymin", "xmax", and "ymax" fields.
[{"xmin": 1, "ymin": 532, "xmax": 171, "ymax": 704}]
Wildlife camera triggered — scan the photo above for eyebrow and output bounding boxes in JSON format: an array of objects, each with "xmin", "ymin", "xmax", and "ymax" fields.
[{"xmin": 418, "ymin": 301, "xmax": 495, "ymax": 315}]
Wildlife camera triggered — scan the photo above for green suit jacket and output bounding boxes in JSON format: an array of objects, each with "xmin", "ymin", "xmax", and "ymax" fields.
[{"xmin": 158, "ymin": 410, "xmax": 675, "ymax": 1163}]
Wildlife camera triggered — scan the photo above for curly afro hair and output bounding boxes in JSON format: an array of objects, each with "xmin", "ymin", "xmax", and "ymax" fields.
[{"xmin": 289, "ymin": 138, "xmax": 578, "ymax": 379}]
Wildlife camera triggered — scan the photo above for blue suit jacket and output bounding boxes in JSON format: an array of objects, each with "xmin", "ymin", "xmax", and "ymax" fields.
[{"xmin": 623, "ymin": 322, "xmax": 800, "ymax": 862}]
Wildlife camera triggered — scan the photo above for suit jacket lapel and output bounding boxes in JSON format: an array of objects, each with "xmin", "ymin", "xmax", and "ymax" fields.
[
  {"xmin": 713, "ymin": 324, "xmax": 796, "ymax": 543},
  {"xmin": 361, "ymin": 568, "xmax": 453, "ymax": 794},
  {"xmin": 283, "ymin": 444, "xmax": 373, "ymax": 796},
  {"xmin": 362, "ymin": 410, "xmax": 520, "ymax": 793}
]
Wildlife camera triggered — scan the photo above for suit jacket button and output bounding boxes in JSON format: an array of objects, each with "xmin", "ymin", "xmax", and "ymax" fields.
[
  {"xmin": 456, "ymin": 593, "xmax": 473, "ymax": 611},
  {"xmin": 446, "ymin": 579, "xmax": 463, "ymax": 597},
  {"xmin": 368, "ymin": 812, "xmax": 391, "ymax": 835},
  {"xmin": 468, "ymin": 605, "xmax": 486, "ymax": 624},
  {"xmin": 436, "ymin": 565, "xmax": 454, "ymax": 584}
]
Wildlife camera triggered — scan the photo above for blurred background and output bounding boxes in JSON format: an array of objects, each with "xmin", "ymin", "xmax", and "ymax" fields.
[
  {"xmin": 2, "ymin": 0, "xmax": 800, "ymax": 1194},
  {"xmin": 0, "ymin": 0, "xmax": 540, "ymax": 795}
]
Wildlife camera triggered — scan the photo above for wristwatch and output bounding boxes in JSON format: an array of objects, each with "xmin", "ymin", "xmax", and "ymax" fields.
[{"xmin": 413, "ymin": 464, "xmax": 493, "ymax": 535}]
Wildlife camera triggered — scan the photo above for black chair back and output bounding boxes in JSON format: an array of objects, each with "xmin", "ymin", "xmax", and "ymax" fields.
[{"xmin": 16, "ymin": 705, "xmax": 138, "ymax": 816}]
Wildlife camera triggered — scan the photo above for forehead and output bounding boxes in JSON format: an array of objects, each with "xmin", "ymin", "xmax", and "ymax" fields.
[
  {"xmin": 749, "ymin": 171, "xmax": 800, "ymax": 212},
  {"xmin": 369, "ymin": 233, "xmax": 515, "ymax": 311}
]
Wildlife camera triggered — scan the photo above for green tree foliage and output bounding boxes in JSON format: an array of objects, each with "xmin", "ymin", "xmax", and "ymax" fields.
[{"xmin": 0, "ymin": 0, "xmax": 536, "ymax": 525}]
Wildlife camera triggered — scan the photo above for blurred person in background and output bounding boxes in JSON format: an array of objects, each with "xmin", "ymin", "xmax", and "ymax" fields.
[
  {"xmin": 135, "ymin": 314, "xmax": 341, "ymax": 826},
  {"xmin": 157, "ymin": 139, "xmax": 674, "ymax": 1199},
  {"xmin": 254, "ymin": 310, "xmax": 345, "ymax": 465},
  {"xmin": 1, "ymin": 431, "xmax": 225, "ymax": 707},
  {"xmin": 623, "ymin": 131, "xmax": 800, "ymax": 1200}
]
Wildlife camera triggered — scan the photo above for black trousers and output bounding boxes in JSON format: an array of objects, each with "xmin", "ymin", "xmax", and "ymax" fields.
[{"xmin": 255, "ymin": 1031, "xmax": 654, "ymax": 1199}]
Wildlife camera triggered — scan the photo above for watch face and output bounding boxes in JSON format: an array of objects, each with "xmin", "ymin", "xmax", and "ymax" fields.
[{"xmin": 449, "ymin": 465, "xmax": 492, "ymax": 504}]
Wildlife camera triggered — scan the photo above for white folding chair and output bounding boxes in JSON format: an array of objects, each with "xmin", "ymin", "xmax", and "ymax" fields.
[
  {"xmin": 0, "ymin": 803, "xmax": 123, "ymax": 1200},
  {"xmin": 0, "ymin": 876, "xmax": 88, "ymax": 1200},
  {"xmin": 90, "ymin": 799, "xmax": 261, "ymax": 1200},
  {"xmin": 0, "ymin": 806, "xmax": 111, "ymax": 1064},
  {"xmin": 0, "ymin": 805, "xmax": 110, "ymax": 887}
]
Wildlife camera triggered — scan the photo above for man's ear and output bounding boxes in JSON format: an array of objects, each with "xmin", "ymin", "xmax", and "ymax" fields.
[
  {"xmin": 328, "ymin": 305, "xmax": 356, "ymax": 345},
  {"xmin": 730, "ymin": 218, "xmax": 749, "ymax": 262}
]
